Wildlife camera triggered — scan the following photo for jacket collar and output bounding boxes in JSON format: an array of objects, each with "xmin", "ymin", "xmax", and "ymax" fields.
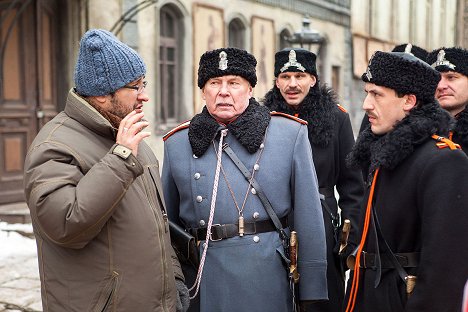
[
  {"xmin": 346, "ymin": 101, "xmax": 451, "ymax": 177},
  {"xmin": 262, "ymin": 84, "xmax": 336, "ymax": 147},
  {"xmin": 64, "ymin": 89, "xmax": 116, "ymax": 139},
  {"xmin": 188, "ymin": 98, "xmax": 271, "ymax": 157}
]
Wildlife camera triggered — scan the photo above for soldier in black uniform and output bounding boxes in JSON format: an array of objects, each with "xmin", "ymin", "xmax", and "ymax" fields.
[
  {"xmin": 427, "ymin": 47, "xmax": 468, "ymax": 153},
  {"xmin": 344, "ymin": 50, "xmax": 468, "ymax": 312},
  {"xmin": 359, "ymin": 44, "xmax": 429, "ymax": 136},
  {"xmin": 358, "ymin": 43, "xmax": 429, "ymax": 180},
  {"xmin": 262, "ymin": 48, "xmax": 364, "ymax": 312}
]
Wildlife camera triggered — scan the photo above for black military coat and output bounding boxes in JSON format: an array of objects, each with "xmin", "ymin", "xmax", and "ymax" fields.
[
  {"xmin": 346, "ymin": 102, "xmax": 468, "ymax": 312},
  {"xmin": 452, "ymin": 108, "xmax": 468, "ymax": 154},
  {"xmin": 263, "ymin": 85, "xmax": 365, "ymax": 312}
]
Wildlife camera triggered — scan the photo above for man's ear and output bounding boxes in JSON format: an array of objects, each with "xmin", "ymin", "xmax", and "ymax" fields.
[
  {"xmin": 310, "ymin": 75, "xmax": 317, "ymax": 87},
  {"xmin": 94, "ymin": 95, "xmax": 108, "ymax": 104},
  {"xmin": 403, "ymin": 94, "xmax": 417, "ymax": 112}
]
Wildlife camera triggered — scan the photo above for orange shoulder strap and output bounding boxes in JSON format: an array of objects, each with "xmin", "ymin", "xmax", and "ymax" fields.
[
  {"xmin": 337, "ymin": 104, "xmax": 348, "ymax": 113},
  {"xmin": 163, "ymin": 120, "xmax": 190, "ymax": 141},
  {"xmin": 431, "ymin": 134, "xmax": 460, "ymax": 150},
  {"xmin": 270, "ymin": 111, "xmax": 308, "ymax": 125}
]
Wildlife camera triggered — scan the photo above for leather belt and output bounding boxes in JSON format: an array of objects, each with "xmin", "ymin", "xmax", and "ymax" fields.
[
  {"xmin": 319, "ymin": 187, "xmax": 334, "ymax": 198},
  {"xmin": 190, "ymin": 216, "xmax": 288, "ymax": 241},
  {"xmin": 361, "ymin": 251, "xmax": 420, "ymax": 269}
]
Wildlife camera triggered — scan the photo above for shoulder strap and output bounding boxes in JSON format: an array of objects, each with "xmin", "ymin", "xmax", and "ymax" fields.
[
  {"xmin": 373, "ymin": 208, "xmax": 409, "ymax": 285},
  {"xmin": 222, "ymin": 143, "xmax": 288, "ymax": 241},
  {"xmin": 270, "ymin": 111, "xmax": 308, "ymax": 125},
  {"xmin": 163, "ymin": 120, "xmax": 190, "ymax": 141}
]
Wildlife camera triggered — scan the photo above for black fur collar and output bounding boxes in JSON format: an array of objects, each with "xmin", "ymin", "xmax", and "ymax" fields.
[
  {"xmin": 262, "ymin": 84, "xmax": 337, "ymax": 147},
  {"xmin": 454, "ymin": 108, "xmax": 468, "ymax": 147},
  {"xmin": 346, "ymin": 101, "xmax": 451, "ymax": 176},
  {"xmin": 188, "ymin": 98, "xmax": 271, "ymax": 157}
]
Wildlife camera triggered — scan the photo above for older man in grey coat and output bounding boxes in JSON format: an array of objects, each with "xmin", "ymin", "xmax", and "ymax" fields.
[{"xmin": 162, "ymin": 47, "xmax": 327, "ymax": 312}]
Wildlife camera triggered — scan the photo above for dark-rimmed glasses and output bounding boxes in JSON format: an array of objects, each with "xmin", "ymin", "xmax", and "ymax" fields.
[{"xmin": 122, "ymin": 81, "xmax": 148, "ymax": 94}]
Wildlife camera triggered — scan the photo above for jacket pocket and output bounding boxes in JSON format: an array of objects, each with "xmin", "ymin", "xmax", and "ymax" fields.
[{"xmin": 90, "ymin": 271, "xmax": 121, "ymax": 312}]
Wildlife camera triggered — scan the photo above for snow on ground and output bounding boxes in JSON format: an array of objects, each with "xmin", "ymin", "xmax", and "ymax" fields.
[{"xmin": 0, "ymin": 222, "xmax": 37, "ymax": 261}]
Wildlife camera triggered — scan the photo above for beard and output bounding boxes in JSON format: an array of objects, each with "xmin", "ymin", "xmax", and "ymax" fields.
[{"xmin": 86, "ymin": 95, "xmax": 136, "ymax": 129}]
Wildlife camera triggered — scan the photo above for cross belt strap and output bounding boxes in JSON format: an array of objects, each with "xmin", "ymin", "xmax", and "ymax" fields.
[
  {"xmin": 360, "ymin": 252, "xmax": 420, "ymax": 269},
  {"xmin": 319, "ymin": 187, "xmax": 334, "ymax": 198},
  {"xmin": 222, "ymin": 143, "xmax": 288, "ymax": 241},
  {"xmin": 190, "ymin": 216, "xmax": 288, "ymax": 241}
]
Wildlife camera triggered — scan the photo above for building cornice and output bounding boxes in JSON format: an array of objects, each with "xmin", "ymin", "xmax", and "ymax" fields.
[{"xmin": 252, "ymin": 0, "xmax": 350, "ymax": 27}]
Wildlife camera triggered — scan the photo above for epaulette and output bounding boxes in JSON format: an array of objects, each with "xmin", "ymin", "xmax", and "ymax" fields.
[
  {"xmin": 431, "ymin": 134, "xmax": 460, "ymax": 150},
  {"xmin": 163, "ymin": 120, "xmax": 190, "ymax": 141},
  {"xmin": 270, "ymin": 111, "xmax": 308, "ymax": 125},
  {"xmin": 337, "ymin": 104, "xmax": 348, "ymax": 113}
]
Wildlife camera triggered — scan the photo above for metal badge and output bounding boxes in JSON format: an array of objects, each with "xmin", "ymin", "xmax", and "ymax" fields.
[
  {"xmin": 280, "ymin": 50, "xmax": 306, "ymax": 73},
  {"xmin": 219, "ymin": 51, "xmax": 228, "ymax": 70},
  {"xmin": 431, "ymin": 49, "xmax": 456, "ymax": 70},
  {"xmin": 404, "ymin": 43, "xmax": 414, "ymax": 55}
]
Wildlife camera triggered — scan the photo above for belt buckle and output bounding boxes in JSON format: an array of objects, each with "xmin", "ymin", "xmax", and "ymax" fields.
[{"xmin": 209, "ymin": 224, "xmax": 223, "ymax": 241}]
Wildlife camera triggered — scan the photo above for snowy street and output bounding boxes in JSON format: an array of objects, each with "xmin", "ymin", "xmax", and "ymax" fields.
[{"xmin": 0, "ymin": 222, "xmax": 42, "ymax": 312}]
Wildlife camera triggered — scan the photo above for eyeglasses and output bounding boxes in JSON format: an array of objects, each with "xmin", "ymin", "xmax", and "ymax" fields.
[{"xmin": 122, "ymin": 81, "xmax": 148, "ymax": 94}]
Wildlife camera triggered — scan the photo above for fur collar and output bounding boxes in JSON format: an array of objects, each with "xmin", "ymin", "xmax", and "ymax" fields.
[
  {"xmin": 188, "ymin": 98, "xmax": 271, "ymax": 157},
  {"xmin": 454, "ymin": 108, "xmax": 468, "ymax": 147},
  {"xmin": 262, "ymin": 84, "xmax": 337, "ymax": 147},
  {"xmin": 346, "ymin": 101, "xmax": 452, "ymax": 177}
]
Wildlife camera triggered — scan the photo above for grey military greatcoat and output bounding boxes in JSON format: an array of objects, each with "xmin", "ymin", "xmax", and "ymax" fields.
[{"xmin": 162, "ymin": 101, "xmax": 327, "ymax": 312}]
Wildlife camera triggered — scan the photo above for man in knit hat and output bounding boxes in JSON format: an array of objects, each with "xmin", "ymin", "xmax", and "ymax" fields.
[
  {"xmin": 24, "ymin": 29, "xmax": 189, "ymax": 311},
  {"xmin": 427, "ymin": 47, "xmax": 468, "ymax": 153},
  {"xmin": 344, "ymin": 51, "xmax": 468, "ymax": 312},
  {"xmin": 162, "ymin": 47, "xmax": 327, "ymax": 312},
  {"xmin": 262, "ymin": 48, "xmax": 364, "ymax": 312}
]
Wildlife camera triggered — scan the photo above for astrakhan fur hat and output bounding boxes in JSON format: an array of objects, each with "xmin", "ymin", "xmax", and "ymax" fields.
[
  {"xmin": 362, "ymin": 51, "xmax": 440, "ymax": 102},
  {"xmin": 274, "ymin": 48, "xmax": 317, "ymax": 77},
  {"xmin": 197, "ymin": 47, "xmax": 257, "ymax": 88},
  {"xmin": 427, "ymin": 47, "xmax": 468, "ymax": 77}
]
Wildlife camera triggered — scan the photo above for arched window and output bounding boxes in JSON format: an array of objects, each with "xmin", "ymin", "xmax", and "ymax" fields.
[
  {"xmin": 228, "ymin": 18, "xmax": 245, "ymax": 48},
  {"xmin": 159, "ymin": 5, "xmax": 183, "ymax": 125}
]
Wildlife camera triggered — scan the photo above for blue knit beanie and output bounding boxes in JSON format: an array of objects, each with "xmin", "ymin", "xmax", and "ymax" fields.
[{"xmin": 74, "ymin": 29, "xmax": 146, "ymax": 96}]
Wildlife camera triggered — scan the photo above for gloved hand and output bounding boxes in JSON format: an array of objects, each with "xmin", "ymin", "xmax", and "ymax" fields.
[{"xmin": 175, "ymin": 278, "xmax": 190, "ymax": 312}]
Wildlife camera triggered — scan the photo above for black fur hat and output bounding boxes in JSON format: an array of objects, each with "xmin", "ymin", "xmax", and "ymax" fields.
[
  {"xmin": 197, "ymin": 47, "xmax": 257, "ymax": 88},
  {"xmin": 362, "ymin": 51, "xmax": 440, "ymax": 102},
  {"xmin": 427, "ymin": 47, "xmax": 468, "ymax": 77},
  {"xmin": 392, "ymin": 43, "xmax": 428, "ymax": 62},
  {"xmin": 274, "ymin": 48, "xmax": 317, "ymax": 77}
]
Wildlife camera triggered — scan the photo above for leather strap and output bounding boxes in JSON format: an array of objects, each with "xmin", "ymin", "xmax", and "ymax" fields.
[
  {"xmin": 360, "ymin": 252, "xmax": 420, "ymax": 269},
  {"xmin": 373, "ymin": 208, "xmax": 413, "ymax": 286},
  {"xmin": 222, "ymin": 143, "xmax": 289, "ymax": 242},
  {"xmin": 190, "ymin": 216, "xmax": 288, "ymax": 241},
  {"xmin": 319, "ymin": 187, "xmax": 334, "ymax": 198}
]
